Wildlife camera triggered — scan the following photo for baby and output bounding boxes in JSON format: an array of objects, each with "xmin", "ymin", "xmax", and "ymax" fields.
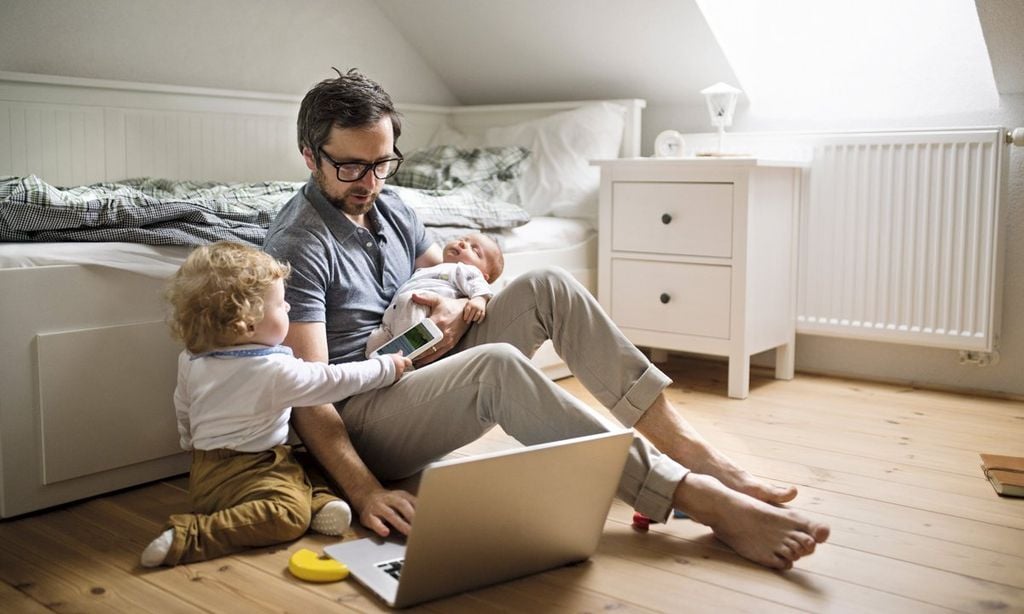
[
  {"xmin": 141, "ymin": 241, "xmax": 411, "ymax": 567},
  {"xmin": 365, "ymin": 233, "xmax": 504, "ymax": 357}
]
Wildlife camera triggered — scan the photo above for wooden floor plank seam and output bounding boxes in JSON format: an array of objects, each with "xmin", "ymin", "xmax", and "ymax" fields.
[{"xmin": 3, "ymin": 358, "xmax": 1022, "ymax": 613}]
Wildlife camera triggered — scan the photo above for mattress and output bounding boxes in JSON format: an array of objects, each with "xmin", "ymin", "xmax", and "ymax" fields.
[{"xmin": 0, "ymin": 242, "xmax": 191, "ymax": 278}]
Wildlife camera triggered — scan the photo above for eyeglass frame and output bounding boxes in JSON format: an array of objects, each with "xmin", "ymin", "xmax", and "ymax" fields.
[{"xmin": 318, "ymin": 147, "xmax": 404, "ymax": 183}]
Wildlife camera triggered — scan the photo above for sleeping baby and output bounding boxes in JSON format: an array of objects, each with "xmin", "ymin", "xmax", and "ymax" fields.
[{"xmin": 365, "ymin": 233, "xmax": 504, "ymax": 357}]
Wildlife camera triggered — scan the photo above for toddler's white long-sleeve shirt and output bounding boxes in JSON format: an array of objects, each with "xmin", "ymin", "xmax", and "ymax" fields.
[{"xmin": 174, "ymin": 344, "xmax": 394, "ymax": 452}]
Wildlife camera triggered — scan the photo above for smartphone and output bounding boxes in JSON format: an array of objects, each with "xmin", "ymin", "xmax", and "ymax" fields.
[{"xmin": 370, "ymin": 318, "xmax": 444, "ymax": 360}]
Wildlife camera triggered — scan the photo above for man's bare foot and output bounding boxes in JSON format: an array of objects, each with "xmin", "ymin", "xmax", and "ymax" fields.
[
  {"xmin": 687, "ymin": 451, "xmax": 798, "ymax": 505},
  {"xmin": 634, "ymin": 395, "xmax": 797, "ymax": 505},
  {"xmin": 674, "ymin": 472, "xmax": 830, "ymax": 570}
]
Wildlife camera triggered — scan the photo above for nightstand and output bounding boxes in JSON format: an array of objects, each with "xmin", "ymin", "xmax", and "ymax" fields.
[{"xmin": 592, "ymin": 157, "xmax": 803, "ymax": 399}]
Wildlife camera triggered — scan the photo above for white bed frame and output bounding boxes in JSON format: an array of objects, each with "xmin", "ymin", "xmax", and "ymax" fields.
[{"xmin": 0, "ymin": 71, "xmax": 643, "ymax": 518}]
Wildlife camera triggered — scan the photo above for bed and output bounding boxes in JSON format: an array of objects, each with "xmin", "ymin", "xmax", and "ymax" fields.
[{"xmin": 0, "ymin": 70, "xmax": 644, "ymax": 518}]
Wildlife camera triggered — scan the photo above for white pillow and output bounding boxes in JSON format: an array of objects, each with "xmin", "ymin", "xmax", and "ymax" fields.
[{"xmin": 481, "ymin": 102, "xmax": 626, "ymax": 220}]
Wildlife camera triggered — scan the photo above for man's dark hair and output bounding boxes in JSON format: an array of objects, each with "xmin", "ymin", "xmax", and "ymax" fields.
[{"xmin": 297, "ymin": 68, "xmax": 402, "ymax": 166}]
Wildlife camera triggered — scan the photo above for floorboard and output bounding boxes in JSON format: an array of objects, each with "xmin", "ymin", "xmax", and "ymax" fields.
[{"xmin": 2, "ymin": 355, "xmax": 1022, "ymax": 613}]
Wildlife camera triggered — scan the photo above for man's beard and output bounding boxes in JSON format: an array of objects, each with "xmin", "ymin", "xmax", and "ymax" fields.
[{"xmin": 313, "ymin": 169, "xmax": 377, "ymax": 217}]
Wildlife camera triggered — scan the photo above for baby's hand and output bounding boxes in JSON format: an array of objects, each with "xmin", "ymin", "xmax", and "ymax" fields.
[
  {"xmin": 389, "ymin": 352, "xmax": 413, "ymax": 381},
  {"xmin": 462, "ymin": 296, "xmax": 487, "ymax": 323}
]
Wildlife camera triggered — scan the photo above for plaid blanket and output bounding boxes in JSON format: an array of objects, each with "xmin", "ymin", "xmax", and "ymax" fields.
[
  {"xmin": 0, "ymin": 176, "xmax": 301, "ymax": 246},
  {"xmin": 390, "ymin": 144, "xmax": 533, "ymax": 247},
  {"xmin": 392, "ymin": 145, "xmax": 529, "ymax": 204},
  {"xmin": 0, "ymin": 169, "xmax": 530, "ymax": 247}
]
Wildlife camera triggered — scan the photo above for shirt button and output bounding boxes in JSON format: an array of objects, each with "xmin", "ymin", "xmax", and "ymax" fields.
[{"xmin": 365, "ymin": 242, "xmax": 372, "ymax": 248}]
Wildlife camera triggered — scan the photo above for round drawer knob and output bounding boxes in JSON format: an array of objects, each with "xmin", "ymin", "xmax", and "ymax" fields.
[
  {"xmin": 661, "ymin": 213, "xmax": 672, "ymax": 225},
  {"xmin": 659, "ymin": 293, "xmax": 671, "ymax": 304}
]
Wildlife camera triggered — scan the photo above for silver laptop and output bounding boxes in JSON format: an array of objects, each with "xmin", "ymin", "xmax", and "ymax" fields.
[{"xmin": 324, "ymin": 430, "xmax": 632, "ymax": 609}]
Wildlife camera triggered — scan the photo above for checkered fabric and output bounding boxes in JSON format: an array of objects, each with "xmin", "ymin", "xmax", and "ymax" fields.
[
  {"xmin": 0, "ymin": 176, "xmax": 303, "ymax": 246},
  {"xmin": 391, "ymin": 145, "xmax": 531, "ymax": 205},
  {"xmin": 386, "ymin": 145, "xmax": 532, "ymax": 232},
  {"xmin": 0, "ymin": 161, "xmax": 531, "ymax": 246},
  {"xmin": 385, "ymin": 185, "xmax": 529, "ymax": 231}
]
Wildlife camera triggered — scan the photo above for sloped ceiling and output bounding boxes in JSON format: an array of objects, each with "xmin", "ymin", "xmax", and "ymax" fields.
[
  {"xmin": 976, "ymin": 0, "xmax": 1024, "ymax": 94},
  {"xmin": 377, "ymin": 0, "xmax": 737, "ymax": 106},
  {"xmin": 379, "ymin": 0, "xmax": 1022, "ymax": 106}
]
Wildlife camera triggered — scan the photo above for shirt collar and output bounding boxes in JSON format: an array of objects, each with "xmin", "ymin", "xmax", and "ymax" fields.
[
  {"xmin": 189, "ymin": 344, "xmax": 293, "ymax": 361},
  {"xmin": 304, "ymin": 177, "xmax": 387, "ymax": 243}
]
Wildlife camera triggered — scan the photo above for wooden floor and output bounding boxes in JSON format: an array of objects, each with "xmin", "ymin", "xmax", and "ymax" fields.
[{"xmin": 2, "ymin": 355, "xmax": 1023, "ymax": 613}]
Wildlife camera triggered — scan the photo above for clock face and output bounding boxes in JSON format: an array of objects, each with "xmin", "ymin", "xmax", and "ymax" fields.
[{"xmin": 654, "ymin": 130, "xmax": 685, "ymax": 158}]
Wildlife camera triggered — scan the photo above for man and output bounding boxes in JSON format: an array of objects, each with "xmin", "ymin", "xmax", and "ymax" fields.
[{"xmin": 264, "ymin": 69, "xmax": 829, "ymax": 570}]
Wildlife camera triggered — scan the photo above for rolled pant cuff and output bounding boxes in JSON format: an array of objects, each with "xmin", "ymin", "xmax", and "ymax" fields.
[
  {"xmin": 610, "ymin": 363, "xmax": 673, "ymax": 427},
  {"xmin": 632, "ymin": 456, "xmax": 689, "ymax": 523}
]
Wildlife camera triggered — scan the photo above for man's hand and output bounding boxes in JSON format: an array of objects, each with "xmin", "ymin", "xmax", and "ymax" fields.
[
  {"xmin": 410, "ymin": 292, "xmax": 470, "ymax": 365},
  {"xmin": 359, "ymin": 488, "xmax": 417, "ymax": 537}
]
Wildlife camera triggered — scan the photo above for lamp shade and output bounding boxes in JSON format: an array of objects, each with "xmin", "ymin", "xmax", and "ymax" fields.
[{"xmin": 700, "ymin": 82, "xmax": 742, "ymax": 128}]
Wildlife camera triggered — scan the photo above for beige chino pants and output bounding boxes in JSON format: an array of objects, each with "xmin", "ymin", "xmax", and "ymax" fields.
[{"xmin": 339, "ymin": 267, "xmax": 688, "ymax": 522}]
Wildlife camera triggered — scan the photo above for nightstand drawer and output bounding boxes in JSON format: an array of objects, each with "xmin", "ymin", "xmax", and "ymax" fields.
[
  {"xmin": 610, "ymin": 259, "xmax": 731, "ymax": 339},
  {"xmin": 611, "ymin": 182, "xmax": 733, "ymax": 258}
]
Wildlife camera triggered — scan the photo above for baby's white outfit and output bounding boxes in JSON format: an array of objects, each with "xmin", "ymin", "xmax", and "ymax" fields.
[{"xmin": 365, "ymin": 262, "xmax": 493, "ymax": 356}]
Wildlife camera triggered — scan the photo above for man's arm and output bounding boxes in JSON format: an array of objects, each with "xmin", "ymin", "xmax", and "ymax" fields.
[
  {"xmin": 414, "ymin": 243, "xmax": 443, "ymax": 269},
  {"xmin": 284, "ymin": 321, "xmax": 415, "ymax": 536}
]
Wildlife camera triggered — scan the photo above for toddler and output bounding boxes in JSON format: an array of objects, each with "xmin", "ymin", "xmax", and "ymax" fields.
[
  {"xmin": 365, "ymin": 233, "xmax": 504, "ymax": 356},
  {"xmin": 141, "ymin": 241, "xmax": 410, "ymax": 567}
]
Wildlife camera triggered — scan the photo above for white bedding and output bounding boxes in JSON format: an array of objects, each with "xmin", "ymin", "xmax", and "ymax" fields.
[
  {"xmin": 0, "ymin": 216, "xmax": 595, "ymax": 279},
  {"xmin": 502, "ymin": 216, "xmax": 594, "ymax": 254}
]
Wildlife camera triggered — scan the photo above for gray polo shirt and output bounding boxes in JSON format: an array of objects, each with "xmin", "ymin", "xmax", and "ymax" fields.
[{"xmin": 264, "ymin": 178, "xmax": 432, "ymax": 364}]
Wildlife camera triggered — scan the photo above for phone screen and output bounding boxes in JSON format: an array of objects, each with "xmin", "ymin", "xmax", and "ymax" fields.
[{"xmin": 375, "ymin": 321, "xmax": 436, "ymax": 356}]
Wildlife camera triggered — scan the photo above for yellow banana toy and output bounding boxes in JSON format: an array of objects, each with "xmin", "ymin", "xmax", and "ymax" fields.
[{"xmin": 288, "ymin": 548, "xmax": 349, "ymax": 582}]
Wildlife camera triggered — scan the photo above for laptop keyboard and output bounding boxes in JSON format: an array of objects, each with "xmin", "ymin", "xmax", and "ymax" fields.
[{"xmin": 376, "ymin": 558, "xmax": 404, "ymax": 580}]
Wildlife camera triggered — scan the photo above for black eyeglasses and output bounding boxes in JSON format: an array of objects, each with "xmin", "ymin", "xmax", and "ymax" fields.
[{"xmin": 319, "ymin": 148, "xmax": 403, "ymax": 182}]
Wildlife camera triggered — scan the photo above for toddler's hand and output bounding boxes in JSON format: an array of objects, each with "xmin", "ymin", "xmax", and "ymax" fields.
[
  {"xmin": 462, "ymin": 296, "xmax": 487, "ymax": 323},
  {"xmin": 389, "ymin": 352, "xmax": 413, "ymax": 381}
]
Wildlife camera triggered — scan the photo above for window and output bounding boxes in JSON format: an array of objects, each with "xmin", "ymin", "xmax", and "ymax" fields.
[{"xmin": 695, "ymin": 0, "xmax": 999, "ymax": 120}]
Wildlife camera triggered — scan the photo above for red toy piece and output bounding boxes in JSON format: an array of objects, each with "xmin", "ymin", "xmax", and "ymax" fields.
[
  {"xmin": 631, "ymin": 511, "xmax": 653, "ymax": 532},
  {"xmin": 632, "ymin": 509, "xmax": 689, "ymax": 531}
]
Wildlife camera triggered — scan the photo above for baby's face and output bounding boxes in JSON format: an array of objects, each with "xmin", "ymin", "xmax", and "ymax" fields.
[{"xmin": 442, "ymin": 234, "xmax": 499, "ymax": 281}]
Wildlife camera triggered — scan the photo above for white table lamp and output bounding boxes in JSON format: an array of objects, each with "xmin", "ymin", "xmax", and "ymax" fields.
[{"xmin": 701, "ymin": 82, "xmax": 742, "ymax": 154}]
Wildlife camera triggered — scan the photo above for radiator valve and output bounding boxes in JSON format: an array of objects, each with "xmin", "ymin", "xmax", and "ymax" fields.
[
  {"xmin": 958, "ymin": 350, "xmax": 1000, "ymax": 366},
  {"xmin": 1007, "ymin": 127, "xmax": 1024, "ymax": 146}
]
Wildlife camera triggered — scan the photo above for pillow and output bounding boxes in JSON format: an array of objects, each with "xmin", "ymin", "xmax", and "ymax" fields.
[
  {"xmin": 385, "ymin": 185, "xmax": 529, "ymax": 231},
  {"xmin": 480, "ymin": 102, "xmax": 627, "ymax": 220},
  {"xmin": 391, "ymin": 145, "xmax": 530, "ymax": 205}
]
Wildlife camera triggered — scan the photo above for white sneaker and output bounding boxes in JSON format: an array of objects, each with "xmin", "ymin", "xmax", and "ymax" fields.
[
  {"xmin": 140, "ymin": 528, "xmax": 174, "ymax": 568},
  {"xmin": 310, "ymin": 500, "xmax": 352, "ymax": 536}
]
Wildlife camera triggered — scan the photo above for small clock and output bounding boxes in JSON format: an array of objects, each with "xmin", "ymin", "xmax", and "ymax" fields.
[{"xmin": 654, "ymin": 129, "xmax": 686, "ymax": 158}]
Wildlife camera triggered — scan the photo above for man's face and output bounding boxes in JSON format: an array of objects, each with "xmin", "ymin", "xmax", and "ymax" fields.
[{"xmin": 305, "ymin": 117, "xmax": 395, "ymax": 218}]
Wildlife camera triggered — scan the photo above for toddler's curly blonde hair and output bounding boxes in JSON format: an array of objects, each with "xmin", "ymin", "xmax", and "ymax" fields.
[{"xmin": 166, "ymin": 242, "xmax": 291, "ymax": 354}]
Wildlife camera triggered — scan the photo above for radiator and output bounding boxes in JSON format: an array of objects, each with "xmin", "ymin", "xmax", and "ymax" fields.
[{"xmin": 797, "ymin": 129, "xmax": 1007, "ymax": 352}]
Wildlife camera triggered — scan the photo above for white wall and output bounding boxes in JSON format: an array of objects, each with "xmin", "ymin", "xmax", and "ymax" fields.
[
  {"xmin": 1, "ymin": 0, "xmax": 1019, "ymax": 397},
  {"xmin": 0, "ymin": 0, "xmax": 456, "ymax": 105}
]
